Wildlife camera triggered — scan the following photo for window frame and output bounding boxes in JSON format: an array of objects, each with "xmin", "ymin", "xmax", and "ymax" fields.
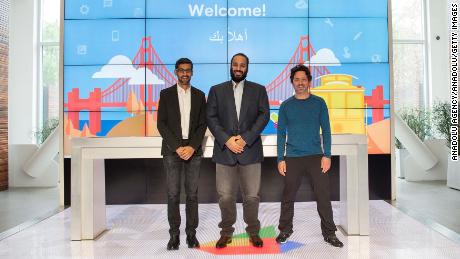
[
  {"xmin": 37, "ymin": 0, "xmax": 60, "ymax": 141},
  {"xmin": 392, "ymin": 0, "xmax": 429, "ymax": 109}
]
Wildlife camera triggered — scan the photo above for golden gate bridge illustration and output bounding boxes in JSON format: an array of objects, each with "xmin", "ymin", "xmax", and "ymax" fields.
[{"xmin": 64, "ymin": 36, "xmax": 389, "ymax": 136}]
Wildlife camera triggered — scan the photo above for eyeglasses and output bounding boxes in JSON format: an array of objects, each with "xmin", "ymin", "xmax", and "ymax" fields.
[{"xmin": 176, "ymin": 68, "xmax": 193, "ymax": 74}]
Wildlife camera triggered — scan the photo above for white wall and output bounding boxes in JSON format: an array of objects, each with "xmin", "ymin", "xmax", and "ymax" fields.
[
  {"xmin": 427, "ymin": 0, "xmax": 450, "ymax": 103},
  {"xmin": 8, "ymin": 0, "xmax": 38, "ymax": 186},
  {"xmin": 9, "ymin": 144, "xmax": 58, "ymax": 187}
]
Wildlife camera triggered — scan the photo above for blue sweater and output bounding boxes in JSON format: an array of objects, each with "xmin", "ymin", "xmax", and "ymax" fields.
[{"xmin": 277, "ymin": 94, "xmax": 331, "ymax": 162}]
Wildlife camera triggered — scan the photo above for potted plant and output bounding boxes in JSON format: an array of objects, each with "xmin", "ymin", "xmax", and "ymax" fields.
[
  {"xmin": 395, "ymin": 107, "xmax": 432, "ymax": 178},
  {"xmin": 35, "ymin": 118, "xmax": 59, "ymax": 145},
  {"xmin": 432, "ymin": 101, "xmax": 460, "ymax": 190}
]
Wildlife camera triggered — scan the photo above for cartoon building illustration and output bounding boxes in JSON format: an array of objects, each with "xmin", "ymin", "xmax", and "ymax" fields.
[{"xmin": 311, "ymin": 74, "xmax": 366, "ymax": 134}]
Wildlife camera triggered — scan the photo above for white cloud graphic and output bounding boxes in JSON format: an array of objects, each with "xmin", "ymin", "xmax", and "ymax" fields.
[
  {"xmin": 306, "ymin": 48, "xmax": 341, "ymax": 66},
  {"xmin": 93, "ymin": 66, "xmax": 130, "ymax": 78},
  {"xmin": 107, "ymin": 55, "xmax": 132, "ymax": 65},
  {"xmin": 129, "ymin": 68, "xmax": 164, "ymax": 85},
  {"xmin": 145, "ymin": 69, "xmax": 165, "ymax": 85},
  {"xmin": 92, "ymin": 55, "xmax": 165, "ymax": 85}
]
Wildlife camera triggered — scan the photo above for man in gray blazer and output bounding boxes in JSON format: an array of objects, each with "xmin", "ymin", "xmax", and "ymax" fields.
[{"xmin": 206, "ymin": 53, "xmax": 270, "ymax": 248}]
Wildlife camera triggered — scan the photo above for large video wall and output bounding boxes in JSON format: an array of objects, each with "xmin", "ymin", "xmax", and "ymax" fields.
[{"xmin": 63, "ymin": 0, "xmax": 390, "ymax": 154}]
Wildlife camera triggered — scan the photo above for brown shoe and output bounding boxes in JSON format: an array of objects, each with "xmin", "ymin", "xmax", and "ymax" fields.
[
  {"xmin": 215, "ymin": 235, "xmax": 232, "ymax": 249},
  {"xmin": 249, "ymin": 234, "xmax": 263, "ymax": 247}
]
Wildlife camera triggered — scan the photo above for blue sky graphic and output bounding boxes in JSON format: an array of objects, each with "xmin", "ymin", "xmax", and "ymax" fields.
[{"xmin": 64, "ymin": 0, "xmax": 390, "ymax": 134}]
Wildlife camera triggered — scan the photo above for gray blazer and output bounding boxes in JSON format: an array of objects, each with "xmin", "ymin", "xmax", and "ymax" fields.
[{"xmin": 206, "ymin": 80, "xmax": 270, "ymax": 165}]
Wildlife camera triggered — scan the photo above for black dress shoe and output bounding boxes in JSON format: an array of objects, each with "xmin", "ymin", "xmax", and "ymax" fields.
[
  {"xmin": 186, "ymin": 235, "xmax": 200, "ymax": 248},
  {"xmin": 249, "ymin": 234, "xmax": 264, "ymax": 247},
  {"xmin": 167, "ymin": 235, "xmax": 180, "ymax": 250},
  {"xmin": 275, "ymin": 232, "xmax": 291, "ymax": 244},
  {"xmin": 215, "ymin": 235, "xmax": 232, "ymax": 249},
  {"xmin": 324, "ymin": 235, "xmax": 344, "ymax": 248}
]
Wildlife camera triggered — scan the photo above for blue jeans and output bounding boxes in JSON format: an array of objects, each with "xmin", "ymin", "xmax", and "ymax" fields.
[{"xmin": 163, "ymin": 154, "xmax": 201, "ymax": 236}]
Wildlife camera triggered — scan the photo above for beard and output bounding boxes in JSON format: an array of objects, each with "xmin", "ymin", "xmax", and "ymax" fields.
[
  {"xmin": 178, "ymin": 76, "xmax": 191, "ymax": 85},
  {"xmin": 230, "ymin": 68, "xmax": 248, "ymax": 83}
]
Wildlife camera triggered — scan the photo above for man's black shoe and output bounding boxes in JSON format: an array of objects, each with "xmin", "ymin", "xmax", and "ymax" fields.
[
  {"xmin": 324, "ymin": 235, "xmax": 344, "ymax": 248},
  {"xmin": 167, "ymin": 235, "xmax": 180, "ymax": 250},
  {"xmin": 186, "ymin": 235, "xmax": 200, "ymax": 248},
  {"xmin": 275, "ymin": 232, "xmax": 292, "ymax": 244},
  {"xmin": 215, "ymin": 235, "xmax": 232, "ymax": 249},
  {"xmin": 249, "ymin": 234, "xmax": 264, "ymax": 247}
]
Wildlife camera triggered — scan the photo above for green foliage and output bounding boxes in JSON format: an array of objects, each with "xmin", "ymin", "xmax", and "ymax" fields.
[
  {"xmin": 396, "ymin": 107, "xmax": 432, "ymax": 149},
  {"xmin": 432, "ymin": 101, "xmax": 458, "ymax": 147},
  {"xmin": 35, "ymin": 118, "xmax": 59, "ymax": 145}
]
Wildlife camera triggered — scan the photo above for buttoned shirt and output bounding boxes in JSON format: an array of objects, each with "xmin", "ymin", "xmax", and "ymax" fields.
[
  {"xmin": 177, "ymin": 84, "xmax": 191, "ymax": 139},
  {"xmin": 232, "ymin": 80, "xmax": 245, "ymax": 121}
]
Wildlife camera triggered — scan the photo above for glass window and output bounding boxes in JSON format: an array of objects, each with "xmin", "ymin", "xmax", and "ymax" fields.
[
  {"xmin": 39, "ymin": 0, "xmax": 60, "ymax": 143},
  {"xmin": 392, "ymin": 0, "xmax": 424, "ymax": 41},
  {"xmin": 391, "ymin": 0, "xmax": 426, "ymax": 110},
  {"xmin": 41, "ymin": 0, "xmax": 60, "ymax": 42},
  {"xmin": 42, "ymin": 45, "xmax": 59, "ymax": 126},
  {"xmin": 393, "ymin": 43, "xmax": 425, "ymax": 108}
]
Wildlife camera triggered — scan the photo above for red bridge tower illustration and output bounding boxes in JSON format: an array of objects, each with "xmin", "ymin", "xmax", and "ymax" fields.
[
  {"xmin": 266, "ymin": 36, "xmax": 330, "ymax": 105},
  {"xmin": 65, "ymin": 37, "xmax": 177, "ymax": 133},
  {"xmin": 65, "ymin": 36, "xmax": 389, "ymax": 134}
]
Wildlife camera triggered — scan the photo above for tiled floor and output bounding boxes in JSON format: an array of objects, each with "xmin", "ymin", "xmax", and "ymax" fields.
[
  {"xmin": 0, "ymin": 201, "xmax": 459, "ymax": 258},
  {"xmin": 393, "ymin": 179, "xmax": 460, "ymax": 237},
  {"xmin": 0, "ymin": 187, "xmax": 60, "ymax": 233}
]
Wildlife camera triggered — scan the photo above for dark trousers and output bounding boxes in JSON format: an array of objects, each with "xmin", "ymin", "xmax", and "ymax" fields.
[
  {"xmin": 278, "ymin": 155, "xmax": 337, "ymax": 237},
  {"xmin": 216, "ymin": 163, "xmax": 261, "ymax": 237},
  {"xmin": 163, "ymin": 154, "xmax": 201, "ymax": 236}
]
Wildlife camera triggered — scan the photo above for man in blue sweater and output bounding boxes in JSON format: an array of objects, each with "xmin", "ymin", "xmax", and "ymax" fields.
[{"xmin": 275, "ymin": 64, "xmax": 343, "ymax": 248}]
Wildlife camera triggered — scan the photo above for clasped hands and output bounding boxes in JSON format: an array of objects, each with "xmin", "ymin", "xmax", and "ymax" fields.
[
  {"xmin": 176, "ymin": 146, "xmax": 195, "ymax": 160},
  {"xmin": 225, "ymin": 135, "xmax": 247, "ymax": 154}
]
